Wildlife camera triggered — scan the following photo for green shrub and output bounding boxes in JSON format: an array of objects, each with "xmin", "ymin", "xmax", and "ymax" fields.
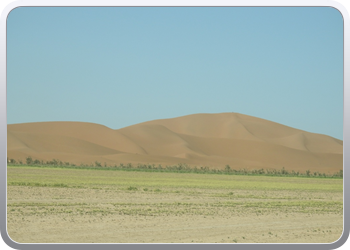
[
  {"xmin": 33, "ymin": 159, "xmax": 41, "ymax": 165},
  {"xmin": 26, "ymin": 156, "xmax": 33, "ymax": 165}
]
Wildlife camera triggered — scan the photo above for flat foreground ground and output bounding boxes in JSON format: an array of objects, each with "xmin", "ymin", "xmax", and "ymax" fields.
[{"xmin": 7, "ymin": 166, "xmax": 343, "ymax": 243}]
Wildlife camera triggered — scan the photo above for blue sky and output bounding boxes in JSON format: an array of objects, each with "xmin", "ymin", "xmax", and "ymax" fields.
[{"xmin": 7, "ymin": 7, "xmax": 343, "ymax": 139}]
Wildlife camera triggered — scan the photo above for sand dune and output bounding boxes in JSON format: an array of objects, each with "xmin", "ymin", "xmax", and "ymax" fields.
[{"xmin": 7, "ymin": 113, "xmax": 343, "ymax": 173}]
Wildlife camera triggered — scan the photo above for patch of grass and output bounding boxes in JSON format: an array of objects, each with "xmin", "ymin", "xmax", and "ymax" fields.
[
  {"xmin": 7, "ymin": 166, "xmax": 343, "ymax": 192},
  {"xmin": 8, "ymin": 199, "xmax": 339, "ymax": 217},
  {"xmin": 8, "ymin": 182, "xmax": 68, "ymax": 188},
  {"xmin": 6, "ymin": 164, "xmax": 343, "ymax": 226}
]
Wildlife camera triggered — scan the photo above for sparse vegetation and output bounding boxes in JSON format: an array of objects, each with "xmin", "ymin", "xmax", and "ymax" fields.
[
  {"xmin": 7, "ymin": 157, "xmax": 343, "ymax": 178},
  {"xmin": 7, "ymin": 164, "xmax": 343, "ymax": 243}
]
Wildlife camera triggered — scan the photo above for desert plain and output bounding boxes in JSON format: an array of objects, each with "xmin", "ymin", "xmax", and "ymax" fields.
[{"xmin": 6, "ymin": 113, "xmax": 343, "ymax": 243}]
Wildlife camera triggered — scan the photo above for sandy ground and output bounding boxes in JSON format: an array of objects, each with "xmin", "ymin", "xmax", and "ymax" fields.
[
  {"xmin": 7, "ymin": 113, "xmax": 343, "ymax": 173},
  {"xmin": 7, "ymin": 185, "xmax": 343, "ymax": 243}
]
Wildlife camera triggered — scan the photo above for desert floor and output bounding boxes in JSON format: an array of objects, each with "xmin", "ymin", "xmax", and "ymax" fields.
[{"xmin": 7, "ymin": 166, "xmax": 343, "ymax": 243}]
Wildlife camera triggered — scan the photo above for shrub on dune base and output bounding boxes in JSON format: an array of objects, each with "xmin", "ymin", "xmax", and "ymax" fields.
[{"xmin": 7, "ymin": 156, "xmax": 343, "ymax": 178}]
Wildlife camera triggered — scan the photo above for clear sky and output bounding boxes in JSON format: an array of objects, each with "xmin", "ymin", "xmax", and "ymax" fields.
[{"xmin": 7, "ymin": 7, "xmax": 343, "ymax": 139}]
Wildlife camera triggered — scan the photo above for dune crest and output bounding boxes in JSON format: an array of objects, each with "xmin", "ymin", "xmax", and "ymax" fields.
[{"xmin": 7, "ymin": 113, "xmax": 343, "ymax": 173}]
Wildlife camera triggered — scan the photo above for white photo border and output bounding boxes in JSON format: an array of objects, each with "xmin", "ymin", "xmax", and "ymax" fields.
[{"xmin": 1, "ymin": 1, "xmax": 348, "ymax": 249}]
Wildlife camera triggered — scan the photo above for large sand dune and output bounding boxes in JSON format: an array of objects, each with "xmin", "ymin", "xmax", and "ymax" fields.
[{"xmin": 7, "ymin": 113, "xmax": 343, "ymax": 173}]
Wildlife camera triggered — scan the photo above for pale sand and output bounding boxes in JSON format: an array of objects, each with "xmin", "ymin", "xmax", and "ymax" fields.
[
  {"xmin": 7, "ymin": 185, "xmax": 343, "ymax": 243},
  {"xmin": 7, "ymin": 112, "xmax": 343, "ymax": 173}
]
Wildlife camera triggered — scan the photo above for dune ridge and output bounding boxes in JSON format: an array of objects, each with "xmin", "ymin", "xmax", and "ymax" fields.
[{"xmin": 7, "ymin": 113, "xmax": 343, "ymax": 173}]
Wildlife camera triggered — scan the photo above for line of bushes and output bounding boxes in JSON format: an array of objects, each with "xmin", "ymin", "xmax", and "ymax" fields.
[{"xmin": 7, "ymin": 156, "xmax": 343, "ymax": 178}]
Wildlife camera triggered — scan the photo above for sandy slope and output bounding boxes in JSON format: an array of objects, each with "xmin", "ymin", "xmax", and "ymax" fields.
[{"xmin": 7, "ymin": 113, "xmax": 343, "ymax": 173}]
